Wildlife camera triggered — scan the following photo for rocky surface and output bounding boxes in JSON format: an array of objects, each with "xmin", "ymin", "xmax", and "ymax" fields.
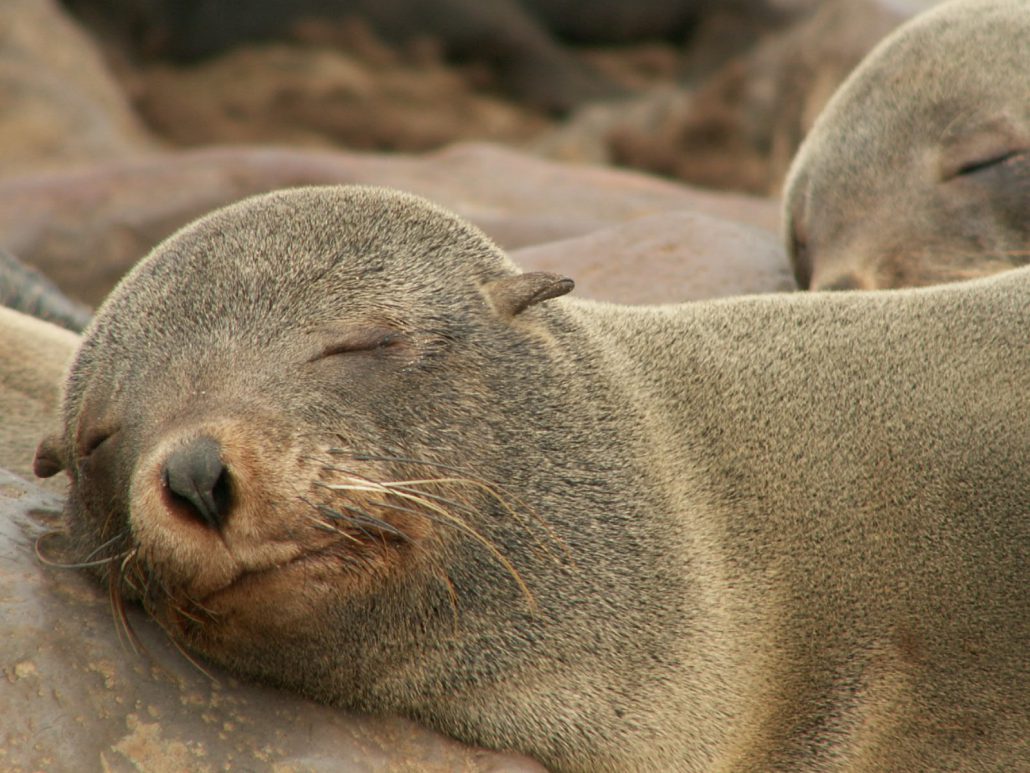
[
  {"xmin": 53, "ymin": 0, "xmax": 936, "ymax": 195},
  {"xmin": 0, "ymin": 143, "xmax": 782, "ymax": 306},
  {"xmin": 0, "ymin": 249, "xmax": 92, "ymax": 332},
  {"xmin": 126, "ymin": 35, "xmax": 550, "ymax": 153},
  {"xmin": 513, "ymin": 210, "xmax": 793, "ymax": 304},
  {"xmin": 544, "ymin": 0, "xmax": 942, "ymax": 194}
]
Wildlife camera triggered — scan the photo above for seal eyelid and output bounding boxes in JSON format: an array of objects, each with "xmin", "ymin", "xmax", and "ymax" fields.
[
  {"xmin": 311, "ymin": 329, "xmax": 403, "ymax": 361},
  {"xmin": 952, "ymin": 149, "xmax": 1024, "ymax": 178}
]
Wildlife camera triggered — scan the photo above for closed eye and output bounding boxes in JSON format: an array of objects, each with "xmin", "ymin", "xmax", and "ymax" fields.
[
  {"xmin": 310, "ymin": 329, "xmax": 402, "ymax": 361},
  {"xmin": 953, "ymin": 149, "xmax": 1023, "ymax": 177}
]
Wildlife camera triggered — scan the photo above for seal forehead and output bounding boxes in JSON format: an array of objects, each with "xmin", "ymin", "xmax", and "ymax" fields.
[
  {"xmin": 93, "ymin": 186, "xmax": 516, "ymax": 344},
  {"xmin": 64, "ymin": 186, "xmax": 521, "ymax": 430},
  {"xmin": 158, "ymin": 185, "xmax": 513, "ymax": 292},
  {"xmin": 795, "ymin": 0, "xmax": 1028, "ymax": 200}
]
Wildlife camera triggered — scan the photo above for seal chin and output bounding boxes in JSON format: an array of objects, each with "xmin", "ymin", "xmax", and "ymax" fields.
[{"xmin": 156, "ymin": 546, "xmax": 356, "ymax": 662}]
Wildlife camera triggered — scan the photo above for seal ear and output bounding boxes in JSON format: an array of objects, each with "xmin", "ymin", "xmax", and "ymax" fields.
[
  {"xmin": 33, "ymin": 433, "xmax": 66, "ymax": 478},
  {"xmin": 484, "ymin": 272, "xmax": 574, "ymax": 319}
]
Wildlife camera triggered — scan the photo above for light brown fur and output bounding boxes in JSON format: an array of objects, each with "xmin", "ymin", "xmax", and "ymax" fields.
[
  {"xmin": 39, "ymin": 186, "xmax": 1029, "ymax": 771},
  {"xmin": 784, "ymin": 0, "xmax": 1029, "ymax": 290},
  {"xmin": 1, "ymin": 306, "xmax": 78, "ymax": 481}
]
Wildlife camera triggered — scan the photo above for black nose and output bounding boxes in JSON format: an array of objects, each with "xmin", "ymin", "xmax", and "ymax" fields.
[{"xmin": 163, "ymin": 436, "xmax": 232, "ymax": 530}]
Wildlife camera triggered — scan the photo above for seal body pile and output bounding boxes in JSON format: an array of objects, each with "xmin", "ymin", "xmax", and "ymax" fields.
[{"xmin": 39, "ymin": 186, "xmax": 1030, "ymax": 771}]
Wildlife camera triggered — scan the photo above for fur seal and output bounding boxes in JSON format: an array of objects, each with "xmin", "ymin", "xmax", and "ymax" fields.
[
  {"xmin": 784, "ymin": 0, "xmax": 1029, "ymax": 290},
  {"xmin": 37, "ymin": 186, "xmax": 1029, "ymax": 771},
  {"xmin": 0, "ymin": 471, "xmax": 545, "ymax": 772}
]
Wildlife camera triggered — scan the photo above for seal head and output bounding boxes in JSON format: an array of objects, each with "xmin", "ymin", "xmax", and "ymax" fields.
[{"xmin": 784, "ymin": 0, "xmax": 1029, "ymax": 290}]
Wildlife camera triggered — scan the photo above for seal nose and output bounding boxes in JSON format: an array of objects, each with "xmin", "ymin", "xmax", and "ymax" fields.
[{"xmin": 163, "ymin": 436, "xmax": 232, "ymax": 530}]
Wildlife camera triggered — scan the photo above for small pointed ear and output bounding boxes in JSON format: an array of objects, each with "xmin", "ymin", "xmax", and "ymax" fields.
[
  {"xmin": 33, "ymin": 433, "xmax": 66, "ymax": 479},
  {"xmin": 484, "ymin": 272, "xmax": 574, "ymax": 319}
]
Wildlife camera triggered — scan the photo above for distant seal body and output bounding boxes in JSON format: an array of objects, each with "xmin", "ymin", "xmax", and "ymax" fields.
[
  {"xmin": 784, "ymin": 0, "xmax": 1029, "ymax": 290},
  {"xmin": 1, "ymin": 306, "xmax": 78, "ymax": 480},
  {"xmin": 39, "ymin": 187, "xmax": 1029, "ymax": 771}
]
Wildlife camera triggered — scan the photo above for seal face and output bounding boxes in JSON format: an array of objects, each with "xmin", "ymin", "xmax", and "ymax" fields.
[
  {"xmin": 38, "ymin": 186, "xmax": 1030, "ymax": 771},
  {"xmin": 784, "ymin": 0, "xmax": 1029, "ymax": 290},
  {"xmin": 40, "ymin": 186, "xmax": 649, "ymax": 767},
  {"xmin": 44, "ymin": 186, "xmax": 575, "ymax": 643}
]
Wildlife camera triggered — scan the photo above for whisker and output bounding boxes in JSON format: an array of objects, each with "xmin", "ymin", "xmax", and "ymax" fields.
[
  {"xmin": 329, "ymin": 449, "xmax": 558, "ymax": 534},
  {"xmin": 321, "ymin": 502, "xmax": 413, "ymax": 543},
  {"xmin": 108, "ymin": 554, "xmax": 143, "ymax": 656},
  {"xmin": 161, "ymin": 622, "xmax": 221, "ymax": 684},
  {"xmin": 82, "ymin": 532, "xmax": 129, "ymax": 562},
  {"xmin": 34, "ymin": 531, "xmax": 133, "ymax": 569},
  {"xmin": 299, "ymin": 495, "xmax": 364, "ymax": 543},
  {"xmin": 326, "ymin": 483, "xmax": 536, "ymax": 610},
  {"xmin": 322, "ymin": 459, "xmax": 569, "ymax": 562}
]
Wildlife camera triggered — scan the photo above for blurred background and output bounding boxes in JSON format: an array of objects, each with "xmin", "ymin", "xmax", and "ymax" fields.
[
  {"xmin": 4, "ymin": 0, "xmax": 944, "ymax": 192},
  {"xmin": 0, "ymin": 0, "xmax": 944, "ymax": 310}
]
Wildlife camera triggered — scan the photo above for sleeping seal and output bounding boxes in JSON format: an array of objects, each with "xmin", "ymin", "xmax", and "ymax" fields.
[{"xmin": 37, "ymin": 186, "xmax": 1029, "ymax": 771}]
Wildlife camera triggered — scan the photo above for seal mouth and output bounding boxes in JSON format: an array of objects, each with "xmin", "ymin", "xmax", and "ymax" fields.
[
  {"xmin": 212, "ymin": 542, "xmax": 348, "ymax": 604},
  {"xmin": 158, "ymin": 546, "xmax": 341, "ymax": 640}
]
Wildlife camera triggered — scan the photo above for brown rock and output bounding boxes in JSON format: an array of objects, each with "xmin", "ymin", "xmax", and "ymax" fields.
[
  {"xmin": 0, "ymin": 143, "xmax": 780, "ymax": 306},
  {"xmin": 513, "ymin": 211, "xmax": 794, "ymax": 304},
  {"xmin": 126, "ymin": 39, "xmax": 549, "ymax": 153},
  {"xmin": 601, "ymin": 0, "xmax": 941, "ymax": 194},
  {"xmin": 0, "ymin": 248, "xmax": 92, "ymax": 332}
]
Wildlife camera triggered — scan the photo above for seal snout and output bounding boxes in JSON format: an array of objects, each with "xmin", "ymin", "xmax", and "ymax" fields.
[{"xmin": 162, "ymin": 435, "xmax": 233, "ymax": 530}]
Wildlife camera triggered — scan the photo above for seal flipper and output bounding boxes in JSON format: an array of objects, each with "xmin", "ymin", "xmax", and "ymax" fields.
[{"xmin": 484, "ymin": 272, "xmax": 574, "ymax": 319}]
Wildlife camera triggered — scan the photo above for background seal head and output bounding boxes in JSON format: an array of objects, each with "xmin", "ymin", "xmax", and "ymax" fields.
[{"xmin": 784, "ymin": 0, "xmax": 1029, "ymax": 290}]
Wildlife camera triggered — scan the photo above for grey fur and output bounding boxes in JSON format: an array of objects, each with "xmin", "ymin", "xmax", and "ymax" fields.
[
  {"xmin": 45, "ymin": 186, "xmax": 1029, "ymax": 771},
  {"xmin": 784, "ymin": 0, "xmax": 1029, "ymax": 290}
]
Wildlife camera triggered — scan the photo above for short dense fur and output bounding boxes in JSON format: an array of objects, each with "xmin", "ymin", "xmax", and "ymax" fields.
[
  {"xmin": 1, "ymin": 306, "xmax": 78, "ymax": 479},
  {"xmin": 41, "ymin": 186, "xmax": 1029, "ymax": 771},
  {"xmin": 784, "ymin": 0, "xmax": 1029, "ymax": 290}
]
